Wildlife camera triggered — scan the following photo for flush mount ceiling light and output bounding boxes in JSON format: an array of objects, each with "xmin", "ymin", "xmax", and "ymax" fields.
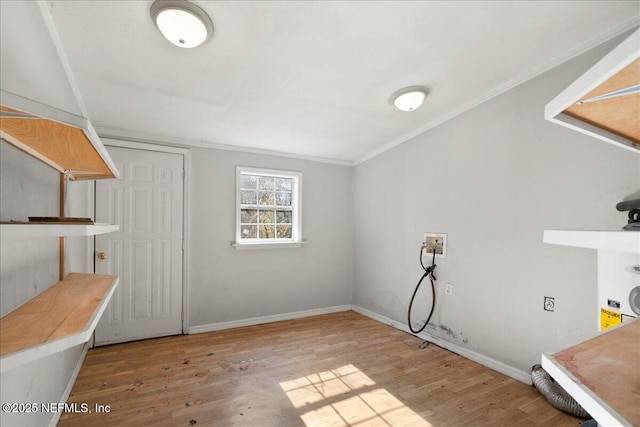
[
  {"xmin": 150, "ymin": 0, "xmax": 213, "ymax": 48},
  {"xmin": 390, "ymin": 86, "xmax": 430, "ymax": 112}
]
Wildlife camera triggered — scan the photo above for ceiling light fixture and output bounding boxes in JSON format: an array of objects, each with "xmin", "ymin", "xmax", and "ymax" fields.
[
  {"xmin": 150, "ymin": 0, "xmax": 213, "ymax": 48},
  {"xmin": 390, "ymin": 86, "xmax": 430, "ymax": 112}
]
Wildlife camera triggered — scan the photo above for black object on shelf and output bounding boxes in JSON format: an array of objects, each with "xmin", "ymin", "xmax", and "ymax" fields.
[
  {"xmin": 28, "ymin": 217, "xmax": 93, "ymax": 223},
  {"xmin": 616, "ymin": 198, "xmax": 640, "ymax": 231}
]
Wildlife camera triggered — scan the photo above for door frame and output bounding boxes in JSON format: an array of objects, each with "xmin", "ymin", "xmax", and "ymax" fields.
[{"xmin": 94, "ymin": 138, "xmax": 192, "ymax": 335}]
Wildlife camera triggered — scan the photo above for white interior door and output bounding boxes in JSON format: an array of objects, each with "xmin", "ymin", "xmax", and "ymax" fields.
[{"xmin": 94, "ymin": 146, "xmax": 184, "ymax": 345}]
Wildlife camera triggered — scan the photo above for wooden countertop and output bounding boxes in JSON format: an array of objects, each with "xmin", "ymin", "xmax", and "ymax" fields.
[{"xmin": 542, "ymin": 319, "xmax": 639, "ymax": 426}]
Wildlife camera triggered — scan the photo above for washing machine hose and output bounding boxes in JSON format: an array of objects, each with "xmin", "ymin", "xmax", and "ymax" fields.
[
  {"xmin": 408, "ymin": 247, "xmax": 437, "ymax": 334},
  {"xmin": 531, "ymin": 364, "xmax": 590, "ymax": 419}
]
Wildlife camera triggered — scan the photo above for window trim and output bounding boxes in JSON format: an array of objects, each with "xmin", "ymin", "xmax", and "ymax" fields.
[{"xmin": 234, "ymin": 166, "xmax": 303, "ymax": 249}]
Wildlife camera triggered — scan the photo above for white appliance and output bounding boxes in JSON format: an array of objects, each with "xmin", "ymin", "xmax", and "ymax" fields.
[{"xmin": 598, "ymin": 251, "xmax": 640, "ymax": 329}]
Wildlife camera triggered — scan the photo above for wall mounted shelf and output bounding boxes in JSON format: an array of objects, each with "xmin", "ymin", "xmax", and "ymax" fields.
[
  {"xmin": 542, "ymin": 229, "xmax": 639, "ymax": 425},
  {"xmin": 0, "ymin": 222, "xmax": 119, "ymax": 239},
  {"xmin": 543, "ymin": 230, "xmax": 640, "ymax": 253},
  {"xmin": 0, "ymin": 273, "xmax": 118, "ymax": 373},
  {"xmin": 542, "ymin": 319, "xmax": 639, "ymax": 427},
  {"xmin": 0, "ymin": 90, "xmax": 120, "ymax": 180},
  {"xmin": 545, "ymin": 28, "xmax": 639, "ymax": 153}
]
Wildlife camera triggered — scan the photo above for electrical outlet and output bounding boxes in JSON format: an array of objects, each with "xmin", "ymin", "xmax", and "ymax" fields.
[
  {"xmin": 423, "ymin": 233, "xmax": 447, "ymax": 259},
  {"xmin": 445, "ymin": 283, "xmax": 453, "ymax": 295},
  {"xmin": 544, "ymin": 296, "xmax": 555, "ymax": 312}
]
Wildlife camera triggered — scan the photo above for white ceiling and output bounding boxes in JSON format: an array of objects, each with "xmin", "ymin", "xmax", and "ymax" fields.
[{"xmin": 48, "ymin": 1, "xmax": 639, "ymax": 164}]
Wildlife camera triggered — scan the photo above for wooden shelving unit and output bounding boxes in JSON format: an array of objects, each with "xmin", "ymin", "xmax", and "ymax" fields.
[
  {"xmin": 542, "ymin": 319, "xmax": 639, "ymax": 426},
  {"xmin": 545, "ymin": 28, "xmax": 639, "ymax": 153},
  {"xmin": 0, "ymin": 273, "xmax": 119, "ymax": 373},
  {"xmin": 0, "ymin": 222, "xmax": 119, "ymax": 238},
  {"xmin": 0, "ymin": 90, "xmax": 120, "ymax": 372},
  {"xmin": 0, "ymin": 90, "xmax": 120, "ymax": 180},
  {"xmin": 542, "ymin": 229, "xmax": 639, "ymax": 425},
  {"xmin": 542, "ymin": 28, "xmax": 639, "ymax": 427}
]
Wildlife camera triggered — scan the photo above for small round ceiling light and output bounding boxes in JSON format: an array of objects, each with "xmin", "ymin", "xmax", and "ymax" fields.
[
  {"xmin": 390, "ymin": 86, "xmax": 430, "ymax": 112},
  {"xmin": 150, "ymin": 0, "xmax": 213, "ymax": 48}
]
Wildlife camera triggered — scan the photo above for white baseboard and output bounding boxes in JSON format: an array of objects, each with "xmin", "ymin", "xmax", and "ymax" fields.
[
  {"xmin": 48, "ymin": 342, "xmax": 90, "ymax": 427},
  {"xmin": 188, "ymin": 305, "xmax": 352, "ymax": 334},
  {"xmin": 351, "ymin": 305, "xmax": 531, "ymax": 385}
]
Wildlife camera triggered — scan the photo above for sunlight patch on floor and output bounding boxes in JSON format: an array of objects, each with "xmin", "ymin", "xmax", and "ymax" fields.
[{"xmin": 280, "ymin": 364, "xmax": 433, "ymax": 427}]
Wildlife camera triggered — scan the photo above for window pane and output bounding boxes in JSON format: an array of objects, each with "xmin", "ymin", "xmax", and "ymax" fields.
[
  {"xmin": 241, "ymin": 190, "xmax": 257, "ymax": 205},
  {"xmin": 241, "ymin": 209, "xmax": 257, "ymax": 223},
  {"xmin": 276, "ymin": 210, "xmax": 291, "ymax": 224},
  {"xmin": 276, "ymin": 192, "xmax": 292, "ymax": 206},
  {"xmin": 258, "ymin": 191, "xmax": 275, "ymax": 206},
  {"xmin": 276, "ymin": 224, "xmax": 292, "ymax": 238},
  {"xmin": 259, "ymin": 210, "xmax": 275, "ymax": 224},
  {"xmin": 259, "ymin": 225, "xmax": 275, "ymax": 239},
  {"xmin": 241, "ymin": 225, "xmax": 257, "ymax": 239},
  {"xmin": 258, "ymin": 176, "xmax": 275, "ymax": 190},
  {"xmin": 241, "ymin": 174, "xmax": 258, "ymax": 189},
  {"xmin": 276, "ymin": 178, "xmax": 293, "ymax": 191},
  {"xmin": 237, "ymin": 168, "xmax": 300, "ymax": 242}
]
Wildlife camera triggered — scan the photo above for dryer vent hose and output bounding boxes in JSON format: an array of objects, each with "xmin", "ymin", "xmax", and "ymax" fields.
[{"xmin": 531, "ymin": 364, "xmax": 590, "ymax": 419}]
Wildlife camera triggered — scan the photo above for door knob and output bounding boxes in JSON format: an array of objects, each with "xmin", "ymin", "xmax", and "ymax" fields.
[{"xmin": 97, "ymin": 252, "xmax": 108, "ymax": 260}]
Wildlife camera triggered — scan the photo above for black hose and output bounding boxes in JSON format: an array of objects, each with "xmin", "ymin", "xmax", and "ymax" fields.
[{"xmin": 408, "ymin": 248, "xmax": 436, "ymax": 334}]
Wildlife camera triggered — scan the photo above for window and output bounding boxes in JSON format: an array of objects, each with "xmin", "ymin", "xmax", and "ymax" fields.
[{"xmin": 235, "ymin": 167, "xmax": 302, "ymax": 247}]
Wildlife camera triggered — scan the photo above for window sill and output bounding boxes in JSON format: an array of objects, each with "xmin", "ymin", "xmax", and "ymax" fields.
[{"xmin": 231, "ymin": 240, "xmax": 307, "ymax": 250}]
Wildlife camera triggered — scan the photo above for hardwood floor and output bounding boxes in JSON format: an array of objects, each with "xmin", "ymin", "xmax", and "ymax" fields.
[{"xmin": 59, "ymin": 311, "xmax": 583, "ymax": 427}]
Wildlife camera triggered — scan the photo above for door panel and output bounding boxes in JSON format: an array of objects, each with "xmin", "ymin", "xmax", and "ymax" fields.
[{"xmin": 95, "ymin": 146, "xmax": 183, "ymax": 345}]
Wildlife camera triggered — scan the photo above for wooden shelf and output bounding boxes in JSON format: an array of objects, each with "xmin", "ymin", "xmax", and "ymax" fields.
[
  {"xmin": 545, "ymin": 28, "xmax": 639, "ymax": 153},
  {"xmin": 543, "ymin": 230, "xmax": 640, "ymax": 253},
  {"xmin": 0, "ymin": 90, "xmax": 119, "ymax": 180},
  {"xmin": 0, "ymin": 273, "xmax": 118, "ymax": 372},
  {"xmin": 541, "ymin": 319, "xmax": 640, "ymax": 426},
  {"xmin": 563, "ymin": 58, "xmax": 639, "ymax": 143},
  {"xmin": 0, "ymin": 222, "xmax": 119, "ymax": 238}
]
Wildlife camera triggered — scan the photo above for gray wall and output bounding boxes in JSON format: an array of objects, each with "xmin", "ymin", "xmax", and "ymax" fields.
[
  {"xmin": 0, "ymin": 345, "xmax": 86, "ymax": 427},
  {"xmin": 0, "ymin": 141, "xmax": 59, "ymax": 317},
  {"xmin": 188, "ymin": 148, "xmax": 353, "ymax": 329},
  {"xmin": 352, "ymin": 34, "xmax": 640, "ymax": 376},
  {"xmin": 0, "ymin": 1, "xmax": 80, "ymax": 115},
  {"xmin": 0, "ymin": 2, "xmax": 88, "ymax": 426}
]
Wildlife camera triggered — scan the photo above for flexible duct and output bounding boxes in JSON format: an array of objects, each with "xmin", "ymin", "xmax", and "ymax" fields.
[{"xmin": 531, "ymin": 364, "xmax": 590, "ymax": 419}]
